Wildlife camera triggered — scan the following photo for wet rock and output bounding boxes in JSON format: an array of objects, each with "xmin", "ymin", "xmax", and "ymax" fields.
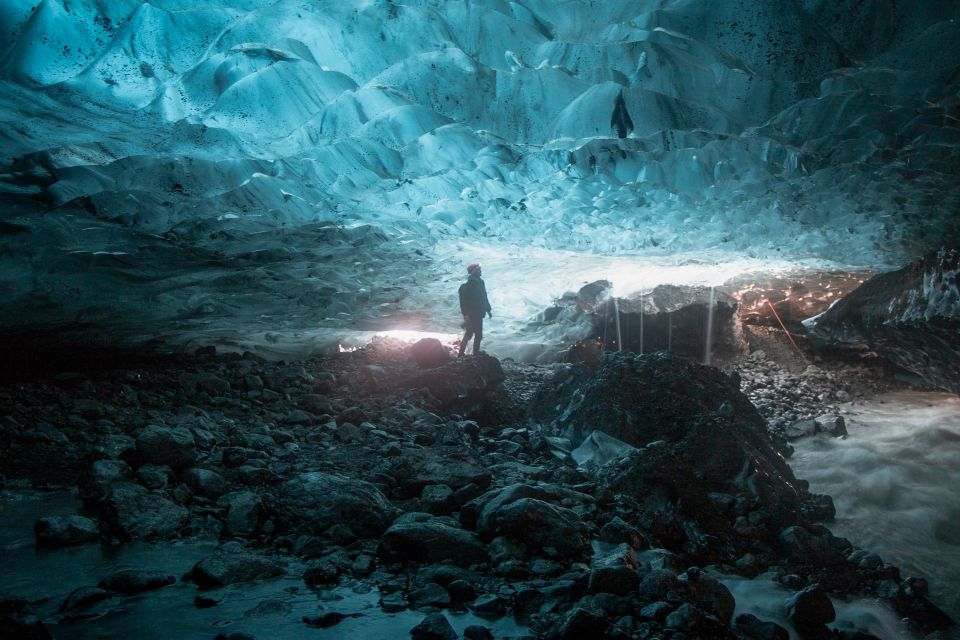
[
  {"xmin": 189, "ymin": 544, "xmax": 284, "ymax": 587},
  {"xmin": 98, "ymin": 569, "xmax": 175, "ymax": 594},
  {"xmin": 300, "ymin": 394, "xmax": 334, "ymax": 415},
  {"xmin": 136, "ymin": 464, "xmax": 170, "ymax": 490},
  {"xmin": 779, "ymin": 525, "xmax": 851, "ymax": 569},
  {"xmin": 410, "ymin": 582, "xmax": 452, "ymax": 608},
  {"xmin": 276, "ymin": 472, "xmax": 397, "ymax": 537},
  {"xmin": 34, "ymin": 515, "xmax": 99, "ymax": 546},
  {"xmin": 735, "ymin": 613, "xmax": 789, "ymax": 640},
  {"xmin": 379, "ymin": 516, "xmax": 488, "ymax": 567},
  {"xmin": 411, "ymin": 338, "xmax": 450, "ymax": 369},
  {"xmin": 785, "ymin": 584, "xmax": 835, "ymax": 630},
  {"xmin": 814, "ymin": 414, "xmax": 847, "ymax": 437},
  {"xmin": 194, "ymin": 594, "xmax": 223, "ymax": 608},
  {"xmin": 221, "ymin": 491, "xmax": 264, "ymax": 537},
  {"xmin": 59, "ymin": 586, "xmax": 112, "ymax": 612},
  {"xmin": 599, "ymin": 517, "xmax": 646, "ymax": 549},
  {"xmin": 553, "ymin": 607, "xmax": 614, "ymax": 640},
  {"xmin": 807, "ymin": 248, "xmax": 960, "ymax": 396},
  {"xmin": 420, "ymin": 484, "xmax": 454, "ymax": 515},
  {"xmin": 571, "ymin": 431, "xmax": 636, "ymax": 471},
  {"xmin": 469, "ymin": 593, "xmax": 508, "ymax": 618},
  {"xmin": 785, "ymin": 419, "xmax": 817, "ymax": 440},
  {"xmin": 102, "ymin": 482, "xmax": 189, "ymax": 540},
  {"xmin": 303, "ymin": 559, "xmax": 340, "ymax": 587},
  {"xmin": 886, "ymin": 579, "xmax": 954, "ymax": 634},
  {"xmin": 303, "ymin": 611, "xmax": 362, "ymax": 627},
  {"xmin": 463, "ymin": 625, "xmax": 495, "ymax": 640},
  {"xmin": 588, "ymin": 543, "xmax": 640, "ymax": 596},
  {"xmin": 679, "ymin": 567, "xmax": 735, "ymax": 625},
  {"xmin": 182, "ymin": 467, "xmax": 226, "ymax": 499},
  {"xmin": 410, "ymin": 613, "xmax": 458, "ymax": 640},
  {"xmin": 638, "ymin": 569, "xmax": 682, "ymax": 603},
  {"xmin": 336, "ymin": 406, "xmax": 367, "ymax": 426},
  {"xmin": 135, "ymin": 425, "xmax": 196, "ymax": 468}
]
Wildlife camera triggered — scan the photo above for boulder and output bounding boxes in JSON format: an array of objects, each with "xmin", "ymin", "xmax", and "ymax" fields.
[
  {"xmin": 78, "ymin": 459, "xmax": 132, "ymax": 504},
  {"xmin": 0, "ymin": 598, "xmax": 52, "ymax": 639},
  {"xmin": 410, "ymin": 613, "xmax": 457, "ymax": 640},
  {"xmin": 220, "ymin": 491, "xmax": 264, "ymax": 537},
  {"xmin": 588, "ymin": 543, "xmax": 640, "ymax": 595},
  {"xmin": 190, "ymin": 544, "xmax": 284, "ymax": 587},
  {"xmin": 60, "ymin": 586, "xmax": 112, "ymax": 613},
  {"xmin": 785, "ymin": 584, "xmax": 835, "ymax": 629},
  {"xmin": 34, "ymin": 515, "xmax": 99, "ymax": 546},
  {"xmin": 814, "ymin": 414, "xmax": 847, "ymax": 437},
  {"xmin": 98, "ymin": 569, "xmax": 175, "ymax": 594},
  {"xmin": 276, "ymin": 472, "xmax": 397, "ymax": 537},
  {"xmin": 410, "ymin": 338, "xmax": 450, "ymax": 369},
  {"xmin": 183, "ymin": 468, "xmax": 227, "ymax": 499},
  {"xmin": 734, "ymin": 613, "xmax": 789, "ymax": 640},
  {"xmin": 101, "ymin": 482, "xmax": 188, "ymax": 540},
  {"xmin": 378, "ymin": 517, "xmax": 488, "ymax": 567},
  {"xmin": 478, "ymin": 497, "xmax": 588, "ymax": 556},
  {"xmin": 806, "ymin": 248, "xmax": 960, "ymax": 396},
  {"xmin": 411, "ymin": 354, "xmax": 505, "ymax": 411},
  {"xmin": 679, "ymin": 567, "xmax": 735, "ymax": 625},
  {"xmin": 391, "ymin": 450, "xmax": 491, "ymax": 497},
  {"xmin": 135, "ymin": 425, "xmax": 196, "ymax": 468}
]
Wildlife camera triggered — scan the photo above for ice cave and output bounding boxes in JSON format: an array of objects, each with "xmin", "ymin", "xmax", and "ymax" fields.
[{"xmin": 0, "ymin": 1, "xmax": 959, "ymax": 639}]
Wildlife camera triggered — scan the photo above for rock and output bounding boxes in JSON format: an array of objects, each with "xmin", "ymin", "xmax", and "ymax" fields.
[
  {"xmin": 638, "ymin": 601, "xmax": 672, "ymax": 621},
  {"xmin": 679, "ymin": 568, "xmax": 735, "ymax": 625},
  {"xmin": 599, "ymin": 517, "xmax": 646, "ymax": 549},
  {"xmin": 410, "ymin": 583, "xmax": 452, "ymax": 608},
  {"xmin": 336, "ymin": 406, "xmax": 367, "ymax": 426},
  {"xmin": 469, "ymin": 593, "xmax": 508, "ymax": 618},
  {"xmin": 78, "ymin": 459, "xmax": 132, "ymax": 503},
  {"xmin": 221, "ymin": 491, "xmax": 264, "ymax": 537},
  {"xmin": 182, "ymin": 467, "xmax": 226, "ymax": 499},
  {"xmin": 214, "ymin": 634, "xmax": 257, "ymax": 640},
  {"xmin": 102, "ymin": 482, "xmax": 188, "ymax": 540},
  {"xmin": 477, "ymin": 496, "xmax": 588, "ymax": 556},
  {"xmin": 555, "ymin": 607, "xmax": 612, "ymax": 640},
  {"xmin": 410, "ymin": 613, "xmax": 457, "ymax": 640},
  {"xmin": 300, "ymin": 394, "xmax": 334, "ymax": 415},
  {"xmin": 420, "ymin": 484, "xmax": 454, "ymax": 515},
  {"xmin": 785, "ymin": 419, "xmax": 817, "ymax": 440},
  {"xmin": 303, "ymin": 559, "xmax": 340, "ymax": 587},
  {"xmin": 351, "ymin": 553, "xmax": 376, "ymax": 577},
  {"xmin": 411, "ymin": 338, "xmax": 450, "ymax": 368},
  {"xmin": 303, "ymin": 612, "xmax": 362, "ymax": 627},
  {"xmin": 785, "ymin": 584, "xmax": 836, "ymax": 627},
  {"xmin": 779, "ymin": 525, "xmax": 851, "ymax": 568},
  {"xmin": 391, "ymin": 450, "xmax": 491, "ymax": 497},
  {"xmin": 806, "ymin": 248, "xmax": 960, "ymax": 396},
  {"xmin": 664, "ymin": 603, "xmax": 709, "ymax": 630},
  {"xmin": 379, "ymin": 517, "xmax": 488, "ymax": 567},
  {"xmin": 411, "ymin": 354, "xmax": 505, "ymax": 411},
  {"xmin": 98, "ymin": 569, "xmax": 175, "ymax": 594},
  {"xmin": 588, "ymin": 543, "xmax": 640, "ymax": 595},
  {"xmin": 189, "ymin": 544, "xmax": 284, "ymax": 587},
  {"xmin": 135, "ymin": 425, "xmax": 196, "ymax": 468},
  {"xmin": 59, "ymin": 586, "xmax": 112, "ymax": 612},
  {"xmin": 136, "ymin": 464, "xmax": 170, "ymax": 490},
  {"xmin": 276, "ymin": 472, "xmax": 397, "ymax": 537},
  {"xmin": 735, "ymin": 613, "xmax": 789, "ymax": 640},
  {"xmin": 463, "ymin": 625, "xmax": 495, "ymax": 640},
  {"xmin": 34, "ymin": 515, "xmax": 99, "ymax": 546},
  {"xmin": 638, "ymin": 569, "xmax": 682, "ymax": 603},
  {"xmin": 814, "ymin": 414, "xmax": 847, "ymax": 437}
]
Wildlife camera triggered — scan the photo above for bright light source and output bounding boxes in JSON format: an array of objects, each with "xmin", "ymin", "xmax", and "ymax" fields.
[{"xmin": 375, "ymin": 330, "xmax": 460, "ymax": 343}]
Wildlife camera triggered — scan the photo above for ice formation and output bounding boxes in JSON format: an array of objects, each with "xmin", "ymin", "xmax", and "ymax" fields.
[{"xmin": 0, "ymin": 0, "xmax": 958, "ymax": 353}]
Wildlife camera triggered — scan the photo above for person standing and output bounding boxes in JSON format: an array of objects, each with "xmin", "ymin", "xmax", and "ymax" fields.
[{"xmin": 458, "ymin": 263, "xmax": 492, "ymax": 356}]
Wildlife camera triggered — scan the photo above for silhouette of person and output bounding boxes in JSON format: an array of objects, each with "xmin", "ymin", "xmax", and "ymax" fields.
[{"xmin": 458, "ymin": 263, "xmax": 492, "ymax": 356}]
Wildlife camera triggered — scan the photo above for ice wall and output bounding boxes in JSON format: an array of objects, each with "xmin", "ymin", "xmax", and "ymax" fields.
[{"xmin": 0, "ymin": 0, "xmax": 958, "ymax": 348}]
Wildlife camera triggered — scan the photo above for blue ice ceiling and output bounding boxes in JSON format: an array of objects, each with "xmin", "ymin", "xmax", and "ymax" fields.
[{"xmin": 0, "ymin": 0, "xmax": 958, "ymax": 348}]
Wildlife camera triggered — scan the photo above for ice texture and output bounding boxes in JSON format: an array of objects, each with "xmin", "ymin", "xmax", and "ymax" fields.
[{"xmin": 0, "ymin": 0, "xmax": 958, "ymax": 352}]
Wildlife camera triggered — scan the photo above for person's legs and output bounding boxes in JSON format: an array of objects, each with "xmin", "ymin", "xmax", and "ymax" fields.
[
  {"xmin": 473, "ymin": 317, "xmax": 484, "ymax": 355},
  {"xmin": 459, "ymin": 318, "xmax": 476, "ymax": 356}
]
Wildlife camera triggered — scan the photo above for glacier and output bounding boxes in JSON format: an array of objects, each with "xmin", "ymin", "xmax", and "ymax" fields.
[{"xmin": 0, "ymin": 0, "xmax": 958, "ymax": 355}]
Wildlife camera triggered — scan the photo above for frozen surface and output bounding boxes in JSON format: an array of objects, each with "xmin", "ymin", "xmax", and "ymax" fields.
[
  {"xmin": 790, "ymin": 391, "xmax": 960, "ymax": 625},
  {"xmin": 0, "ymin": 1, "xmax": 958, "ymax": 350}
]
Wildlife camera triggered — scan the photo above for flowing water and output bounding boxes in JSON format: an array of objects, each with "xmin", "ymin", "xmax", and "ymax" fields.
[
  {"xmin": 0, "ymin": 491, "xmax": 529, "ymax": 639},
  {"xmin": 789, "ymin": 391, "xmax": 960, "ymax": 634}
]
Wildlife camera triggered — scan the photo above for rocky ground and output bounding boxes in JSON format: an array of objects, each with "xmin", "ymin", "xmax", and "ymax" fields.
[{"xmin": 0, "ymin": 332, "xmax": 953, "ymax": 640}]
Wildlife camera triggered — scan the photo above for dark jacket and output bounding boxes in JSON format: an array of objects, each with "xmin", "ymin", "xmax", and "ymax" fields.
[{"xmin": 459, "ymin": 272, "xmax": 491, "ymax": 317}]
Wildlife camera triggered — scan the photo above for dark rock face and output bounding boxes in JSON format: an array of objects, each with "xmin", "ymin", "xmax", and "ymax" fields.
[
  {"xmin": 410, "ymin": 613, "xmax": 458, "ymax": 640},
  {"xmin": 588, "ymin": 543, "xmax": 640, "ymax": 595},
  {"xmin": 595, "ymin": 285, "xmax": 739, "ymax": 360},
  {"xmin": 275, "ymin": 472, "xmax": 397, "ymax": 537},
  {"xmin": 807, "ymin": 248, "xmax": 960, "ymax": 395},
  {"xmin": 378, "ymin": 515, "xmax": 488, "ymax": 567},
  {"xmin": 135, "ymin": 425, "xmax": 197, "ymax": 468},
  {"xmin": 0, "ymin": 598, "xmax": 52, "ymax": 639}
]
